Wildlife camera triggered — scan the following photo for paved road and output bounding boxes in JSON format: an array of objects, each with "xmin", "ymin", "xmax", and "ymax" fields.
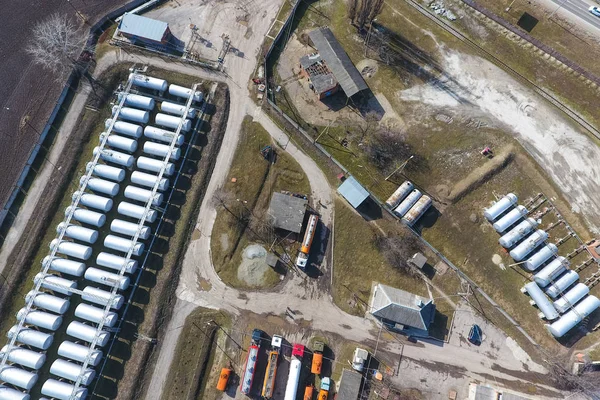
[{"xmin": 548, "ymin": 0, "xmax": 600, "ymax": 29}]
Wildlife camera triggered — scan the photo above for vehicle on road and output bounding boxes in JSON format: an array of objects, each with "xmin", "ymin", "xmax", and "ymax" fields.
[
  {"xmin": 590, "ymin": 6, "xmax": 600, "ymax": 17},
  {"xmin": 296, "ymin": 214, "xmax": 318, "ymax": 269}
]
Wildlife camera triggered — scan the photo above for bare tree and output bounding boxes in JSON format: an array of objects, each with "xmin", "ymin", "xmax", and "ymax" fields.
[
  {"xmin": 248, "ymin": 209, "xmax": 275, "ymax": 243},
  {"xmin": 374, "ymin": 234, "xmax": 422, "ymax": 276},
  {"xmin": 26, "ymin": 13, "xmax": 88, "ymax": 82},
  {"xmin": 353, "ymin": 0, "xmax": 385, "ymax": 30},
  {"xmin": 347, "ymin": 0, "xmax": 359, "ymax": 21},
  {"xmin": 364, "ymin": 124, "xmax": 413, "ymax": 175}
]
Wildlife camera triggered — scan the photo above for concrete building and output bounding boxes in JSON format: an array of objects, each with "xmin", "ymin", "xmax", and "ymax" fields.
[
  {"xmin": 299, "ymin": 53, "xmax": 339, "ymax": 99},
  {"xmin": 118, "ymin": 13, "xmax": 173, "ymax": 50},
  {"xmin": 268, "ymin": 192, "xmax": 308, "ymax": 234}
]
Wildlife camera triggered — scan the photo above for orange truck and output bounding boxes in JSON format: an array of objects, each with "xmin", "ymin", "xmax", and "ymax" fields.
[
  {"xmin": 317, "ymin": 377, "xmax": 330, "ymax": 400},
  {"xmin": 311, "ymin": 341, "xmax": 324, "ymax": 375},
  {"xmin": 216, "ymin": 367, "xmax": 231, "ymax": 391},
  {"xmin": 296, "ymin": 214, "xmax": 318, "ymax": 269},
  {"xmin": 304, "ymin": 385, "xmax": 314, "ymax": 400}
]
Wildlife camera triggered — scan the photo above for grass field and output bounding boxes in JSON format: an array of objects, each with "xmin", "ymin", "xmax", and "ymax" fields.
[{"xmin": 211, "ymin": 116, "xmax": 311, "ymax": 289}]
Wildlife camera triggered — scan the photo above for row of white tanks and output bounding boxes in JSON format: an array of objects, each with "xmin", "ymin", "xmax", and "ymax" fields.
[
  {"xmin": 0, "ymin": 75, "xmax": 195, "ymax": 398},
  {"xmin": 486, "ymin": 194, "xmax": 600, "ymax": 338},
  {"xmin": 385, "ymin": 181, "xmax": 433, "ymax": 226}
]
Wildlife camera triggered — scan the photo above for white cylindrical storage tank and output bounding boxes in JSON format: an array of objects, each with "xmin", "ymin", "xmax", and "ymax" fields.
[
  {"xmin": 137, "ymin": 156, "xmax": 176, "ymax": 176},
  {"xmin": 73, "ymin": 191, "xmax": 113, "ymax": 213},
  {"xmin": 118, "ymin": 93, "xmax": 156, "ymax": 110},
  {"xmin": 41, "ymin": 379, "xmax": 88, "ymax": 400},
  {"xmin": 93, "ymin": 147, "xmax": 134, "ymax": 168},
  {"xmin": 509, "ymin": 230, "xmax": 549, "ymax": 261},
  {"xmin": 129, "ymin": 73, "xmax": 168, "ymax": 92},
  {"xmin": 80, "ymin": 176, "xmax": 119, "ymax": 197},
  {"xmin": 105, "ymin": 119, "xmax": 143, "ymax": 139},
  {"xmin": 117, "ymin": 202, "xmax": 158, "ymax": 223},
  {"xmin": 393, "ymin": 189, "xmax": 422, "ymax": 218},
  {"xmin": 111, "ymin": 219, "xmax": 151, "ymax": 240},
  {"xmin": 523, "ymin": 244, "xmax": 558, "ymax": 272},
  {"xmin": 58, "ymin": 341, "xmax": 103, "ymax": 367},
  {"xmin": 144, "ymin": 126, "xmax": 185, "ymax": 146},
  {"xmin": 553, "ymin": 283, "xmax": 590, "ymax": 314},
  {"xmin": 86, "ymin": 163, "xmax": 126, "ymax": 183},
  {"xmin": 57, "ymin": 223, "xmax": 99, "ymax": 244},
  {"xmin": 7, "ymin": 327, "xmax": 53, "ymax": 350},
  {"xmin": 25, "ymin": 291, "xmax": 70, "ymax": 314},
  {"xmin": 17, "ymin": 308, "xmax": 62, "ymax": 331},
  {"xmin": 547, "ymin": 296, "xmax": 600, "ymax": 338},
  {"xmin": 0, "ymin": 346, "xmax": 46, "ymax": 370},
  {"xmin": 545, "ymin": 270, "xmax": 579, "ymax": 299},
  {"xmin": 65, "ymin": 206, "xmax": 106, "ymax": 228},
  {"xmin": 385, "ymin": 181, "xmax": 413, "ymax": 209},
  {"xmin": 124, "ymin": 185, "xmax": 164, "ymax": 206},
  {"xmin": 155, "ymin": 113, "xmax": 191, "ymax": 132},
  {"xmin": 0, "ymin": 367, "xmax": 37, "ymax": 390},
  {"xmin": 35, "ymin": 273, "xmax": 77, "ymax": 296},
  {"xmin": 104, "ymin": 234, "xmax": 145, "ymax": 256},
  {"xmin": 75, "ymin": 303, "xmax": 118, "ymax": 328},
  {"xmin": 484, "ymin": 193, "xmax": 518, "ymax": 222},
  {"xmin": 66, "ymin": 321, "xmax": 110, "ymax": 347},
  {"xmin": 100, "ymin": 133, "xmax": 138, "ymax": 153},
  {"xmin": 50, "ymin": 359, "xmax": 96, "ymax": 386},
  {"xmin": 492, "ymin": 205, "xmax": 528, "ymax": 233},
  {"xmin": 43, "ymin": 256, "xmax": 86, "ymax": 277},
  {"xmin": 97, "ymin": 252, "xmax": 139, "ymax": 274},
  {"xmin": 82, "ymin": 287, "xmax": 125, "ymax": 310},
  {"xmin": 168, "ymin": 84, "xmax": 203, "ymax": 102},
  {"xmin": 160, "ymin": 101, "xmax": 198, "ymax": 118},
  {"xmin": 50, "ymin": 239, "xmax": 92, "ymax": 261},
  {"xmin": 534, "ymin": 256, "xmax": 569, "ymax": 287},
  {"xmin": 0, "ymin": 385, "xmax": 30, "ymax": 400},
  {"xmin": 112, "ymin": 106, "xmax": 149, "ymax": 124},
  {"xmin": 522, "ymin": 282, "xmax": 559, "ymax": 321},
  {"xmin": 131, "ymin": 171, "xmax": 169, "ymax": 192},
  {"xmin": 84, "ymin": 267, "xmax": 130, "ymax": 291},
  {"xmin": 499, "ymin": 218, "xmax": 539, "ymax": 248},
  {"xmin": 401, "ymin": 195, "xmax": 432, "ymax": 226},
  {"xmin": 143, "ymin": 141, "xmax": 182, "ymax": 161}
]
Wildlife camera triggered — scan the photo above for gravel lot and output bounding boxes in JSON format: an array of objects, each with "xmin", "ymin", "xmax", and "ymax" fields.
[{"xmin": 0, "ymin": 0, "xmax": 128, "ymax": 210}]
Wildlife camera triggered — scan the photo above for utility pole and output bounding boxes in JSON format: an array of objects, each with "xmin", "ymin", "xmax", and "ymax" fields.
[
  {"xmin": 549, "ymin": 0, "xmax": 569, "ymax": 19},
  {"xmin": 66, "ymin": 0, "xmax": 89, "ymax": 24},
  {"xmin": 505, "ymin": 0, "xmax": 518, "ymax": 12},
  {"xmin": 314, "ymin": 120, "xmax": 333, "ymax": 144},
  {"xmin": 385, "ymin": 155, "xmax": 413, "ymax": 181}
]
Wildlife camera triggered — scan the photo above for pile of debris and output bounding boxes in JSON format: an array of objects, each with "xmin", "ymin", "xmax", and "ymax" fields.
[{"xmin": 429, "ymin": 1, "xmax": 458, "ymax": 21}]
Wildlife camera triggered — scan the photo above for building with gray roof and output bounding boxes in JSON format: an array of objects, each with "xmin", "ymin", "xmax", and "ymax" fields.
[
  {"xmin": 337, "ymin": 176, "xmax": 369, "ymax": 209},
  {"xmin": 337, "ymin": 369, "xmax": 362, "ymax": 400},
  {"xmin": 299, "ymin": 53, "xmax": 340, "ymax": 99},
  {"xmin": 268, "ymin": 192, "xmax": 308, "ymax": 234},
  {"xmin": 371, "ymin": 283, "xmax": 436, "ymax": 334},
  {"xmin": 118, "ymin": 13, "xmax": 172, "ymax": 48}
]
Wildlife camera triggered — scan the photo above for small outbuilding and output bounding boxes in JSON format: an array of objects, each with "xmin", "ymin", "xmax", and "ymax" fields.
[
  {"xmin": 337, "ymin": 176, "xmax": 369, "ymax": 209},
  {"xmin": 337, "ymin": 369, "xmax": 362, "ymax": 400},
  {"xmin": 299, "ymin": 53, "xmax": 339, "ymax": 99},
  {"xmin": 118, "ymin": 13, "xmax": 173, "ymax": 48},
  {"xmin": 268, "ymin": 192, "xmax": 308, "ymax": 234}
]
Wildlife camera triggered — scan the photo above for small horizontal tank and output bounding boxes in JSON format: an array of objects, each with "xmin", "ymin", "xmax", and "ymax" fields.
[
  {"xmin": 65, "ymin": 206, "xmax": 106, "ymax": 228},
  {"xmin": 117, "ymin": 201, "xmax": 158, "ymax": 223},
  {"xmin": 137, "ymin": 156, "xmax": 176, "ymax": 176},
  {"xmin": 57, "ymin": 223, "xmax": 99, "ymax": 244},
  {"xmin": 105, "ymin": 119, "xmax": 142, "ymax": 138},
  {"xmin": 58, "ymin": 341, "xmax": 103, "ymax": 366},
  {"xmin": 112, "ymin": 106, "xmax": 149, "ymax": 124},
  {"xmin": 155, "ymin": 113, "xmax": 191, "ymax": 132},
  {"xmin": 66, "ymin": 321, "xmax": 110, "ymax": 347},
  {"xmin": 72, "ymin": 191, "xmax": 113, "ymax": 213},
  {"xmin": 124, "ymin": 185, "xmax": 164, "ymax": 206},
  {"xmin": 96, "ymin": 251, "xmax": 139, "ymax": 274},
  {"xmin": 43, "ymin": 256, "xmax": 86, "ymax": 277},
  {"xmin": 143, "ymin": 141, "xmax": 182, "ymax": 161},
  {"xmin": 131, "ymin": 171, "xmax": 169, "ymax": 192},
  {"xmin": 84, "ymin": 267, "xmax": 130, "ymax": 291},
  {"xmin": 41, "ymin": 379, "xmax": 88, "ymax": 400},
  {"xmin": 144, "ymin": 126, "xmax": 185, "ymax": 146},
  {"xmin": 82, "ymin": 286, "xmax": 125, "ymax": 310},
  {"xmin": 7, "ymin": 326, "xmax": 53, "ymax": 350},
  {"xmin": 93, "ymin": 147, "xmax": 134, "ymax": 168},
  {"xmin": 104, "ymin": 234, "xmax": 145, "ymax": 256}
]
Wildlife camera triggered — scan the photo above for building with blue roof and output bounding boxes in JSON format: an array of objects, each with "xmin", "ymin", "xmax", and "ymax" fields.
[
  {"xmin": 337, "ymin": 176, "xmax": 369, "ymax": 209},
  {"xmin": 118, "ymin": 13, "xmax": 173, "ymax": 49}
]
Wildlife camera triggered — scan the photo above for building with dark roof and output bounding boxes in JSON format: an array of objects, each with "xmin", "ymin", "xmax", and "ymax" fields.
[
  {"xmin": 306, "ymin": 27, "xmax": 368, "ymax": 98},
  {"xmin": 299, "ymin": 53, "xmax": 340, "ymax": 99},
  {"xmin": 268, "ymin": 192, "xmax": 308, "ymax": 234},
  {"xmin": 118, "ymin": 13, "xmax": 173, "ymax": 49},
  {"xmin": 370, "ymin": 283, "xmax": 436, "ymax": 334},
  {"xmin": 337, "ymin": 369, "xmax": 362, "ymax": 400}
]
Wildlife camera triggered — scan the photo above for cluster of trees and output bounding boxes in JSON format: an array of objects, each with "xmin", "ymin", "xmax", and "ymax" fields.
[
  {"xmin": 347, "ymin": 0, "xmax": 384, "ymax": 31},
  {"xmin": 373, "ymin": 234, "xmax": 422, "ymax": 276}
]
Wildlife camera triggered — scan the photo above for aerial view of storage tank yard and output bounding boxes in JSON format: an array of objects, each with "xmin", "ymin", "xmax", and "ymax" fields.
[{"xmin": 3, "ymin": 0, "xmax": 600, "ymax": 399}]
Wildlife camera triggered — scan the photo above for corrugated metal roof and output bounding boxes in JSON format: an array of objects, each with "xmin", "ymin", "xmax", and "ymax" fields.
[
  {"xmin": 308, "ymin": 27, "xmax": 368, "ymax": 97},
  {"xmin": 371, "ymin": 284, "xmax": 435, "ymax": 331},
  {"xmin": 119, "ymin": 13, "xmax": 168, "ymax": 42},
  {"xmin": 337, "ymin": 176, "xmax": 369, "ymax": 208},
  {"xmin": 268, "ymin": 192, "xmax": 308, "ymax": 233},
  {"xmin": 338, "ymin": 369, "xmax": 362, "ymax": 400}
]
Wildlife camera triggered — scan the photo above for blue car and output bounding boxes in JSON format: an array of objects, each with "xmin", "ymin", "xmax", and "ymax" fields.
[
  {"xmin": 589, "ymin": 6, "xmax": 600, "ymax": 17},
  {"xmin": 468, "ymin": 324, "xmax": 483, "ymax": 346}
]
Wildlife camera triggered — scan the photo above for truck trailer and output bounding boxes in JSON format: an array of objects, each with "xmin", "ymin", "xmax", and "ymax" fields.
[
  {"xmin": 284, "ymin": 344, "xmax": 305, "ymax": 400},
  {"xmin": 240, "ymin": 329, "xmax": 264, "ymax": 396},
  {"xmin": 262, "ymin": 335, "xmax": 283, "ymax": 399},
  {"xmin": 296, "ymin": 215, "xmax": 319, "ymax": 269}
]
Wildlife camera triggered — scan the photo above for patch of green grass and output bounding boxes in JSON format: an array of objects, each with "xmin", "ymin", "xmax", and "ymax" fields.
[{"xmin": 211, "ymin": 116, "xmax": 311, "ymax": 289}]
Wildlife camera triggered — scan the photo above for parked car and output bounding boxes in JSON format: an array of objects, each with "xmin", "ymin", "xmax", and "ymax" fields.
[{"xmin": 468, "ymin": 324, "xmax": 483, "ymax": 346}]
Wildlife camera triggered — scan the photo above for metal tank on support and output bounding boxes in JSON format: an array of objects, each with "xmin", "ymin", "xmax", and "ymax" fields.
[
  {"xmin": 43, "ymin": 256, "xmax": 86, "ymax": 277},
  {"xmin": 117, "ymin": 202, "xmax": 158, "ymax": 223},
  {"xmin": 93, "ymin": 147, "xmax": 134, "ymax": 168},
  {"xmin": 34, "ymin": 273, "xmax": 77, "ymax": 296},
  {"xmin": 393, "ymin": 189, "xmax": 422, "ymax": 218},
  {"xmin": 7, "ymin": 326, "xmax": 53, "ymax": 350},
  {"xmin": 25, "ymin": 291, "xmax": 70, "ymax": 314},
  {"xmin": 509, "ymin": 230, "xmax": 549, "ymax": 261},
  {"xmin": 521, "ymin": 282, "xmax": 559, "ymax": 320},
  {"xmin": 41, "ymin": 379, "xmax": 88, "ymax": 400},
  {"xmin": 124, "ymin": 185, "xmax": 164, "ymax": 206},
  {"xmin": 0, "ymin": 385, "xmax": 30, "ymax": 400},
  {"xmin": 155, "ymin": 113, "xmax": 192, "ymax": 132},
  {"xmin": 111, "ymin": 219, "xmax": 151, "ymax": 240},
  {"xmin": 66, "ymin": 321, "xmax": 110, "ymax": 347},
  {"xmin": 137, "ymin": 156, "xmax": 176, "ymax": 176},
  {"xmin": 84, "ymin": 267, "xmax": 130, "ymax": 291},
  {"xmin": 112, "ymin": 106, "xmax": 150, "ymax": 124},
  {"xmin": 143, "ymin": 141, "xmax": 182, "ymax": 161},
  {"xmin": 72, "ymin": 191, "xmax": 113, "ymax": 213},
  {"xmin": 0, "ymin": 367, "xmax": 38, "ymax": 390},
  {"xmin": 401, "ymin": 195, "xmax": 432, "ymax": 226},
  {"xmin": 160, "ymin": 101, "xmax": 198, "ymax": 118},
  {"xmin": 105, "ymin": 119, "xmax": 143, "ymax": 139},
  {"xmin": 82, "ymin": 287, "xmax": 125, "ymax": 310},
  {"xmin": 57, "ymin": 223, "xmax": 98, "ymax": 244},
  {"xmin": 498, "ymin": 218, "xmax": 539, "ymax": 248},
  {"xmin": 168, "ymin": 84, "xmax": 203, "ymax": 102},
  {"xmin": 86, "ymin": 163, "xmax": 126, "ymax": 183},
  {"xmin": 58, "ymin": 341, "xmax": 103, "ymax": 366},
  {"xmin": 553, "ymin": 283, "xmax": 590, "ymax": 314},
  {"xmin": 104, "ymin": 234, "xmax": 145, "ymax": 256},
  {"xmin": 80, "ymin": 176, "xmax": 119, "ymax": 197},
  {"xmin": 97, "ymin": 251, "xmax": 139, "ymax": 274},
  {"xmin": 49, "ymin": 359, "xmax": 96, "ymax": 386},
  {"xmin": 129, "ymin": 73, "xmax": 168, "ymax": 92},
  {"xmin": 16, "ymin": 308, "xmax": 63, "ymax": 331},
  {"xmin": 65, "ymin": 206, "xmax": 106, "ymax": 228},
  {"xmin": 492, "ymin": 205, "xmax": 528, "ymax": 233},
  {"xmin": 144, "ymin": 126, "xmax": 185, "ymax": 146},
  {"xmin": 534, "ymin": 256, "xmax": 570, "ymax": 287},
  {"xmin": 131, "ymin": 171, "xmax": 169, "ymax": 192},
  {"xmin": 385, "ymin": 181, "xmax": 414, "ymax": 209},
  {"xmin": 0, "ymin": 346, "xmax": 46, "ymax": 369},
  {"xmin": 523, "ymin": 243, "xmax": 558, "ymax": 271},
  {"xmin": 484, "ymin": 193, "xmax": 518, "ymax": 222},
  {"xmin": 99, "ymin": 132, "xmax": 138, "ymax": 153},
  {"xmin": 546, "ymin": 295, "xmax": 600, "ymax": 337},
  {"xmin": 118, "ymin": 93, "xmax": 156, "ymax": 110},
  {"xmin": 545, "ymin": 270, "xmax": 579, "ymax": 299},
  {"xmin": 75, "ymin": 303, "xmax": 118, "ymax": 328},
  {"xmin": 49, "ymin": 239, "xmax": 92, "ymax": 261}
]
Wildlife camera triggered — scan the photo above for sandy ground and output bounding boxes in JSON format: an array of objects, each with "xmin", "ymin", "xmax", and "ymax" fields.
[
  {"xmin": 399, "ymin": 48, "xmax": 600, "ymax": 235},
  {"xmin": 237, "ymin": 244, "xmax": 270, "ymax": 286}
]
